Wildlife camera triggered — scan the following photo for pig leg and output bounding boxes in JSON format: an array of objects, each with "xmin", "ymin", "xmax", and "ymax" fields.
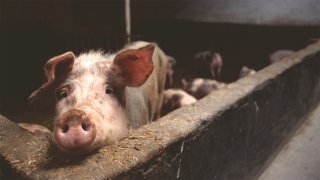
[{"xmin": 210, "ymin": 52, "xmax": 223, "ymax": 80}]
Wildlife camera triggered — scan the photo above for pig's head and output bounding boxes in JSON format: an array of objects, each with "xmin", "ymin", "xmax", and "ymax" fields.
[{"xmin": 29, "ymin": 44, "xmax": 155, "ymax": 154}]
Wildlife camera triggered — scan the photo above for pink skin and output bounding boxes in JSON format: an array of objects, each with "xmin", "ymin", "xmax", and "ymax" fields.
[
  {"xmin": 239, "ymin": 66, "xmax": 256, "ymax": 79},
  {"xmin": 182, "ymin": 78, "xmax": 225, "ymax": 99},
  {"xmin": 165, "ymin": 55, "xmax": 176, "ymax": 88},
  {"xmin": 161, "ymin": 89, "xmax": 196, "ymax": 116},
  {"xmin": 269, "ymin": 50, "xmax": 294, "ymax": 63},
  {"xmin": 29, "ymin": 43, "xmax": 156, "ymax": 154},
  {"xmin": 210, "ymin": 52, "xmax": 223, "ymax": 80},
  {"xmin": 193, "ymin": 51, "xmax": 223, "ymax": 80}
]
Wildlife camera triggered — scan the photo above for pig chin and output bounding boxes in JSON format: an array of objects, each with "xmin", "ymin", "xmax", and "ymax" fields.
[{"xmin": 53, "ymin": 107, "xmax": 128, "ymax": 154}]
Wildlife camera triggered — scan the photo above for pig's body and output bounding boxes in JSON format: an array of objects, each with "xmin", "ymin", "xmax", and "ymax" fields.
[
  {"xmin": 165, "ymin": 55, "xmax": 176, "ymax": 89},
  {"xmin": 29, "ymin": 41, "xmax": 168, "ymax": 154},
  {"xmin": 193, "ymin": 51, "xmax": 223, "ymax": 80},
  {"xmin": 182, "ymin": 78, "xmax": 225, "ymax": 99},
  {"xmin": 125, "ymin": 42, "xmax": 168, "ymax": 128},
  {"xmin": 269, "ymin": 50, "xmax": 294, "ymax": 63},
  {"xmin": 161, "ymin": 89, "xmax": 196, "ymax": 116}
]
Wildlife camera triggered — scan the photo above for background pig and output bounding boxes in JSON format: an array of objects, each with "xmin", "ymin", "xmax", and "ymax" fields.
[
  {"xmin": 269, "ymin": 50, "xmax": 294, "ymax": 63},
  {"xmin": 182, "ymin": 78, "xmax": 225, "ymax": 99},
  {"xmin": 28, "ymin": 41, "xmax": 168, "ymax": 154},
  {"xmin": 160, "ymin": 89, "xmax": 197, "ymax": 116},
  {"xmin": 165, "ymin": 55, "xmax": 176, "ymax": 88},
  {"xmin": 210, "ymin": 52, "xmax": 223, "ymax": 80},
  {"xmin": 239, "ymin": 66, "xmax": 256, "ymax": 78},
  {"xmin": 193, "ymin": 51, "xmax": 223, "ymax": 80}
]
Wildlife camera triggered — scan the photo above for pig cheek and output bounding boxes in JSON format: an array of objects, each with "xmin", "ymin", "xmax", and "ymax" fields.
[
  {"xmin": 90, "ymin": 98, "xmax": 128, "ymax": 146},
  {"xmin": 55, "ymin": 99, "xmax": 70, "ymax": 117},
  {"xmin": 55, "ymin": 95, "xmax": 77, "ymax": 116}
]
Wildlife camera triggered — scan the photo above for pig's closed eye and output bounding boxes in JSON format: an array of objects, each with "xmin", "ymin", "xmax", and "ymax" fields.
[
  {"xmin": 56, "ymin": 89, "xmax": 68, "ymax": 101},
  {"xmin": 105, "ymin": 88, "xmax": 113, "ymax": 94}
]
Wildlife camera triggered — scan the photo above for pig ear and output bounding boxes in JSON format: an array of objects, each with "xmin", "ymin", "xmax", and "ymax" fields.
[
  {"xmin": 28, "ymin": 52, "xmax": 75, "ymax": 106},
  {"xmin": 44, "ymin": 51, "xmax": 75, "ymax": 84},
  {"xmin": 113, "ymin": 44, "xmax": 154, "ymax": 87}
]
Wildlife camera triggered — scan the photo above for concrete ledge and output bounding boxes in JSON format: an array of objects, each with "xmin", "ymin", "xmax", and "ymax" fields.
[{"xmin": 1, "ymin": 42, "xmax": 320, "ymax": 179}]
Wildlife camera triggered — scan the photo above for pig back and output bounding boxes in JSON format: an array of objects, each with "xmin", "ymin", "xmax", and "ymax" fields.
[{"xmin": 125, "ymin": 41, "xmax": 168, "ymax": 129}]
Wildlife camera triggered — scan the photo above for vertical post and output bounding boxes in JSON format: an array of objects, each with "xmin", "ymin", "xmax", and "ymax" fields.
[{"xmin": 125, "ymin": 0, "xmax": 131, "ymax": 44}]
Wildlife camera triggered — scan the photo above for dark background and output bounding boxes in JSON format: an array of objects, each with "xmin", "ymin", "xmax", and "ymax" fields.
[{"xmin": 0, "ymin": 0, "xmax": 319, "ymax": 122}]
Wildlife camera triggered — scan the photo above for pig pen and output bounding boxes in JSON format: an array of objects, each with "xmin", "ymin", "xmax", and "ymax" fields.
[
  {"xmin": 0, "ymin": 40, "xmax": 320, "ymax": 179},
  {"xmin": 1, "ymin": 1, "xmax": 320, "ymax": 177}
]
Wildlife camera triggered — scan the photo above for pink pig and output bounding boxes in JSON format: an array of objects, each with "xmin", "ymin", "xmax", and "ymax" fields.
[
  {"xmin": 28, "ymin": 41, "xmax": 168, "ymax": 154},
  {"xmin": 269, "ymin": 50, "xmax": 294, "ymax": 63},
  {"xmin": 161, "ymin": 89, "xmax": 197, "ymax": 116},
  {"xmin": 181, "ymin": 78, "xmax": 225, "ymax": 100}
]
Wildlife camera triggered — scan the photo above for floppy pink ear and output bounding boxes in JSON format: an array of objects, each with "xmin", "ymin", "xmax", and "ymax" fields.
[
  {"xmin": 44, "ymin": 52, "xmax": 75, "ymax": 85},
  {"xmin": 28, "ymin": 52, "xmax": 75, "ymax": 107},
  {"xmin": 113, "ymin": 44, "xmax": 155, "ymax": 87}
]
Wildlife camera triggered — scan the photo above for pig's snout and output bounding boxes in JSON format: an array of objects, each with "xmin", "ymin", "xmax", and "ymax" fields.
[{"xmin": 54, "ymin": 109, "xmax": 96, "ymax": 153}]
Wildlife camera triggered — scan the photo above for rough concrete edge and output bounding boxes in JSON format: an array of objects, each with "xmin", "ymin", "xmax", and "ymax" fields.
[
  {"xmin": 175, "ymin": 0, "xmax": 320, "ymax": 26},
  {"xmin": 112, "ymin": 40, "xmax": 320, "ymax": 178},
  {"xmin": 115, "ymin": 42, "xmax": 320, "ymax": 179},
  {"xmin": 0, "ymin": 41, "xmax": 320, "ymax": 179}
]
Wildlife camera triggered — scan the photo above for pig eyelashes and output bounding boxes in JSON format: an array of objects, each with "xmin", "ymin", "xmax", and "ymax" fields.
[{"xmin": 55, "ymin": 87, "xmax": 70, "ymax": 101}]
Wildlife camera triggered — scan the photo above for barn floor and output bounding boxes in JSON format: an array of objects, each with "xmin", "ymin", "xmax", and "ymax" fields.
[{"xmin": 258, "ymin": 102, "xmax": 320, "ymax": 180}]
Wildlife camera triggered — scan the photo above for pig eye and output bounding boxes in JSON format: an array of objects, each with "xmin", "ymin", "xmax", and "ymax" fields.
[
  {"xmin": 105, "ymin": 88, "xmax": 113, "ymax": 94},
  {"xmin": 56, "ymin": 89, "xmax": 68, "ymax": 100}
]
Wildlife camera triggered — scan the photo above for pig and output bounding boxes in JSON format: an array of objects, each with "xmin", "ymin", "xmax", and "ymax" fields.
[
  {"xmin": 239, "ymin": 66, "xmax": 256, "ymax": 78},
  {"xmin": 165, "ymin": 55, "xmax": 176, "ymax": 88},
  {"xmin": 181, "ymin": 78, "xmax": 225, "ymax": 99},
  {"xmin": 269, "ymin": 50, "xmax": 294, "ymax": 63},
  {"xmin": 210, "ymin": 52, "xmax": 223, "ymax": 80},
  {"xmin": 28, "ymin": 41, "xmax": 168, "ymax": 154},
  {"xmin": 193, "ymin": 51, "xmax": 223, "ymax": 80},
  {"xmin": 160, "ymin": 89, "xmax": 197, "ymax": 116}
]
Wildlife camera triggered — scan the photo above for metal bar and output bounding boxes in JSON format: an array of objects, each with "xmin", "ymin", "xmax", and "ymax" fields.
[{"xmin": 125, "ymin": 0, "xmax": 131, "ymax": 43}]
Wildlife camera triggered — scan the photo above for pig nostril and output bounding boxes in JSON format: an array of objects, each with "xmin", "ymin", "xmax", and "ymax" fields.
[
  {"xmin": 81, "ymin": 123, "xmax": 90, "ymax": 131},
  {"xmin": 62, "ymin": 124, "xmax": 69, "ymax": 133}
]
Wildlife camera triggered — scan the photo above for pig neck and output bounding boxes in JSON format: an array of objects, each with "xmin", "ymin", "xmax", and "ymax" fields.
[{"xmin": 125, "ymin": 87, "xmax": 149, "ymax": 129}]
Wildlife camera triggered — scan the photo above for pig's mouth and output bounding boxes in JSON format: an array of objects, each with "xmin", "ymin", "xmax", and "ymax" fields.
[{"xmin": 53, "ymin": 109, "xmax": 97, "ymax": 154}]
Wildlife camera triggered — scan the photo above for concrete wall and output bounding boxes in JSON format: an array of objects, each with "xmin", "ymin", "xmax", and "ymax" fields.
[
  {"xmin": 177, "ymin": 0, "xmax": 320, "ymax": 26},
  {"xmin": 1, "ymin": 42, "xmax": 320, "ymax": 179}
]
